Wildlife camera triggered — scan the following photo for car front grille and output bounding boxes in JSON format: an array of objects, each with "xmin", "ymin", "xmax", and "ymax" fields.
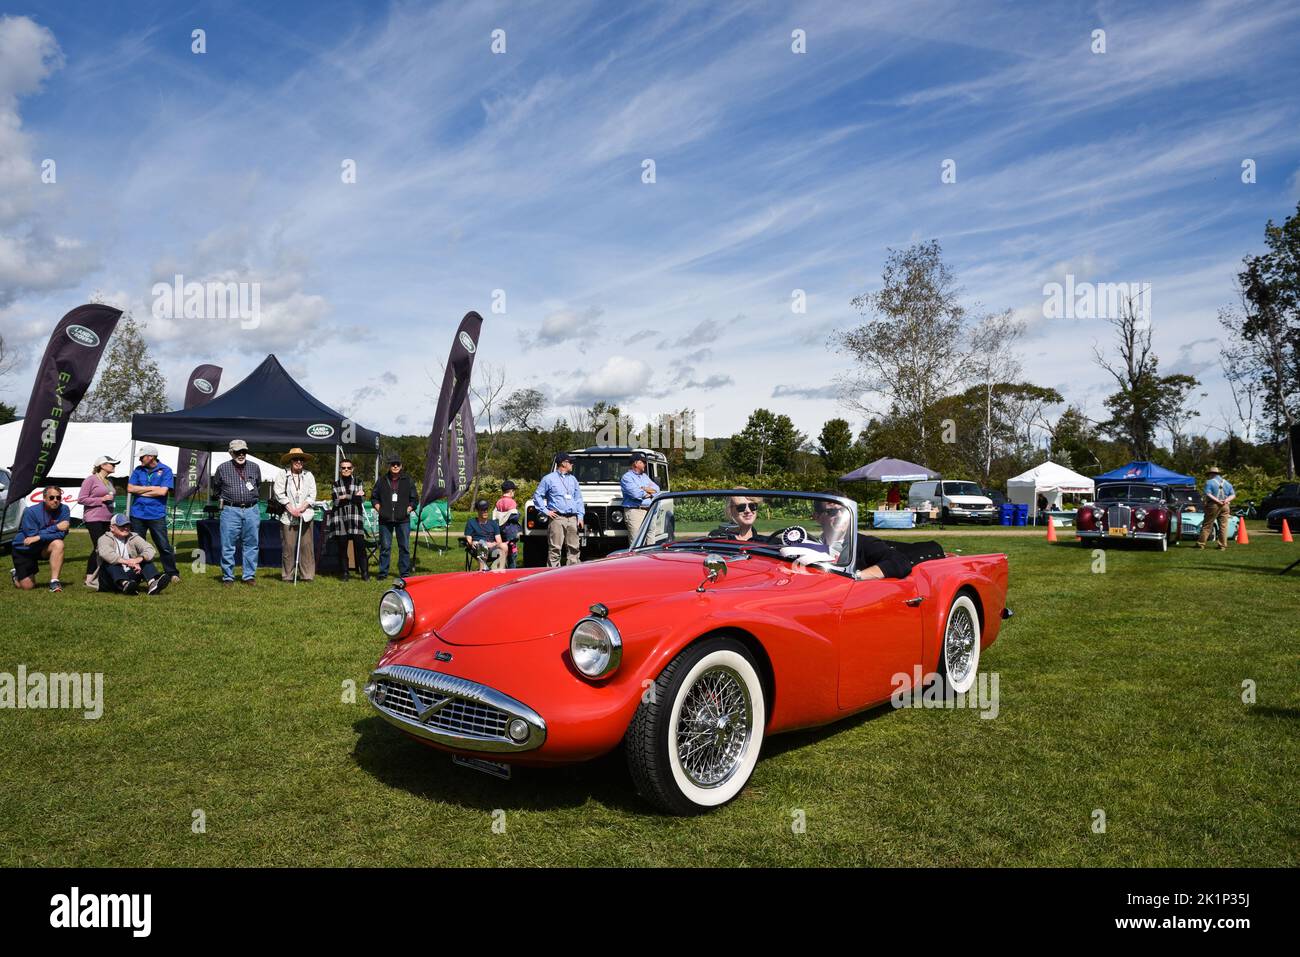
[
  {"xmin": 1107, "ymin": 505, "xmax": 1131, "ymax": 528},
  {"xmin": 367, "ymin": 664, "xmax": 545, "ymax": 752},
  {"xmin": 375, "ymin": 679, "xmax": 509, "ymax": 739}
]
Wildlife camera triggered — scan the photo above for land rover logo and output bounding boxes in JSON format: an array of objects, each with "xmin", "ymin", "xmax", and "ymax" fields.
[
  {"xmin": 458, "ymin": 331, "xmax": 476, "ymax": 353},
  {"xmin": 66, "ymin": 325, "xmax": 100, "ymax": 347},
  {"xmin": 306, "ymin": 423, "xmax": 334, "ymax": 439},
  {"xmin": 194, "ymin": 378, "xmax": 214, "ymax": 395}
]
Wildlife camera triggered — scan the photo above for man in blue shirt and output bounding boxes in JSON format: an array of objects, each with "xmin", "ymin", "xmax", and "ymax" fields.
[
  {"xmin": 533, "ymin": 452, "xmax": 584, "ymax": 566},
  {"xmin": 10, "ymin": 486, "xmax": 71, "ymax": 591},
  {"xmin": 620, "ymin": 452, "xmax": 660, "ymax": 543},
  {"xmin": 1196, "ymin": 465, "xmax": 1236, "ymax": 550},
  {"xmin": 128, "ymin": 445, "xmax": 180, "ymax": 582}
]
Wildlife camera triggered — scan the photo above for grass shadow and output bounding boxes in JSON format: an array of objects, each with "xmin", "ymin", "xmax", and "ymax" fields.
[{"xmin": 351, "ymin": 716, "xmax": 648, "ymax": 814}]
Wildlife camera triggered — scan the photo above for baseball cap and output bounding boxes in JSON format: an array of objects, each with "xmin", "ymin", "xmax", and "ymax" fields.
[
  {"xmin": 229, "ymin": 439, "xmax": 249, "ymax": 454},
  {"xmin": 110, "ymin": 513, "xmax": 131, "ymax": 528},
  {"xmin": 501, "ymin": 480, "xmax": 516, "ymax": 492},
  {"xmin": 387, "ymin": 454, "xmax": 403, "ymax": 465},
  {"xmin": 138, "ymin": 445, "xmax": 159, "ymax": 459},
  {"xmin": 93, "ymin": 455, "xmax": 120, "ymax": 468},
  {"xmin": 630, "ymin": 451, "xmax": 647, "ymax": 464},
  {"xmin": 474, "ymin": 499, "xmax": 490, "ymax": 512},
  {"xmin": 554, "ymin": 452, "xmax": 573, "ymax": 466}
]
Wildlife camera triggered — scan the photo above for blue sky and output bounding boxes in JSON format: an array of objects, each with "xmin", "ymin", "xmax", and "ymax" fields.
[{"xmin": 2, "ymin": 0, "xmax": 1299, "ymax": 445}]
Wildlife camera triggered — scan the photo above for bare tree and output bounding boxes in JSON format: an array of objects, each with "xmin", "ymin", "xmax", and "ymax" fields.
[
  {"xmin": 467, "ymin": 362, "xmax": 508, "ymax": 503},
  {"xmin": 968, "ymin": 309, "xmax": 1025, "ymax": 482},
  {"xmin": 501, "ymin": 388, "xmax": 547, "ymax": 431},
  {"xmin": 834, "ymin": 241, "xmax": 971, "ymax": 459}
]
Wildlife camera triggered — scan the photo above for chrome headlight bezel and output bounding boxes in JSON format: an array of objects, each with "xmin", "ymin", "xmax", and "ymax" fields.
[
  {"xmin": 379, "ymin": 588, "xmax": 415, "ymax": 639},
  {"xmin": 569, "ymin": 616, "xmax": 623, "ymax": 678}
]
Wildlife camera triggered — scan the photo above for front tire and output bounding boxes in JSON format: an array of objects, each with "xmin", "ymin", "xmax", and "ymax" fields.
[
  {"xmin": 625, "ymin": 637, "xmax": 766, "ymax": 815},
  {"xmin": 937, "ymin": 593, "xmax": 981, "ymax": 694}
]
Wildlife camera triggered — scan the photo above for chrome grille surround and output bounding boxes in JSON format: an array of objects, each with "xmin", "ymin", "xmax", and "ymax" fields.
[
  {"xmin": 1107, "ymin": 505, "xmax": 1131, "ymax": 529},
  {"xmin": 366, "ymin": 664, "xmax": 546, "ymax": 753}
]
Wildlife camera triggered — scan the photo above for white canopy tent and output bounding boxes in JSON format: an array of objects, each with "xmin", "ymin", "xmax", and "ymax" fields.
[
  {"xmin": 0, "ymin": 420, "xmax": 283, "ymax": 518},
  {"xmin": 1006, "ymin": 461, "xmax": 1094, "ymax": 520}
]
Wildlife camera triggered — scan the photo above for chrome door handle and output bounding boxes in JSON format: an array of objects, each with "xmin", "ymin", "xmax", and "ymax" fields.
[{"xmin": 904, "ymin": 596, "xmax": 923, "ymax": 607}]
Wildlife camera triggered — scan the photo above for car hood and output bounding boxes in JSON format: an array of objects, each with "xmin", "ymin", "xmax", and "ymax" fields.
[
  {"xmin": 431, "ymin": 549, "xmax": 783, "ymax": 646},
  {"xmin": 946, "ymin": 495, "xmax": 993, "ymax": 507}
]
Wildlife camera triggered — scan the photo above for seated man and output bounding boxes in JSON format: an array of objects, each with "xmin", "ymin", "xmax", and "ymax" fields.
[
  {"xmin": 10, "ymin": 486, "xmax": 71, "ymax": 592},
  {"xmin": 464, "ymin": 499, "xmax": 506, "ymax": 570},
  {"xmin": 811, "ymin": 496, "xmax": 914, "ymax": 580},
  {"xmin": 97, "ymin": 513, "xmax": 170, "ymax": 595}
]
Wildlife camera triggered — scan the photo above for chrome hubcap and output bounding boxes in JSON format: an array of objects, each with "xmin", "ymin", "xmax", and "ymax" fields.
[
  {"xmin": 945, "ymin": 607, "xmax": 976, "ymax": 684},
  {"xmin": 676, "ymin": 666, "xmax": 751, "ymax": 788}
]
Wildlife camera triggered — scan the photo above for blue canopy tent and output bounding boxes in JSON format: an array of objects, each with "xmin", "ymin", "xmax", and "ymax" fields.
[{"xmin": 1094, "ymin": 461, "xmax": 1195, "ymax": 485}]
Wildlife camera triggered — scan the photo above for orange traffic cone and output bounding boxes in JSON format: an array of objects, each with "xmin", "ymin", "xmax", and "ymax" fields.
[
  {"xmin": 1283, "ymin": 519, "xmax": 1294, "ymax": 543},
  {"xmin": 1045, "ymin": 518, "xmax": 1057, "ymax": 542},
  {"xmin": 1236, "ymin": 518, "xmax": 1249, "ymax": 544}
]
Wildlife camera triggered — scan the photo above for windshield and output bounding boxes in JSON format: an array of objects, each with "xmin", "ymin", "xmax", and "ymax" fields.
[
  {"xmin": 1097, "ymin": 484, "xmax": 1164, "ymax": 502},
  {"xmin": 943, "ymin": 482, "xmax": 984, "ymax": 497},
  {"xmin": 632, "ymin": 491, "xmax": 857, "ymax": 571},
  {"xmin": 571, "ymin": 457, "xmax": 637, "ymax": 484}
]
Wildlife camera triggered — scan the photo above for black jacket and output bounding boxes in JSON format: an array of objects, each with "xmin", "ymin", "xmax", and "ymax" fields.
[{"xmin": 371, "ymin": 473, "xmax": 417, "ymax": 523}]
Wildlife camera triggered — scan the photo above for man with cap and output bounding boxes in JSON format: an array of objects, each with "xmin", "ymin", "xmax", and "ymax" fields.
[
  {"xmin": 371, "ymin": 455, "xmax": 416, "ymax": 580},
  {"xmin": 1197, "ymin": 466, "xmax": 1236, "ymax": 550},
  {"xmin": 533, "ymin": 452, "xmax": 584, "ymax": 567},
  {"xmin": 212, "ymin": 439, "xmax": 263, "ymax": 585},
  {"xmin": 274, "ymin": 448, "xmax": 318, "ymax": 581},
  {"xmin": 465, "ymin": 499, "xmax": 507, "ymax": 570},
  {"xmin": 10, "ymin": 486, "xmax": 70, "ymax": 592},
  {"xmin": 127, "ymin": 444, "xmax": 179, "ymax": 583},
  {"xmin": 620, "ymin": 452, "xmax": 660, "ymax": 543},
  {"xmin": 96, "ymin": 513, "xmax": 170, "ymax": 595}
]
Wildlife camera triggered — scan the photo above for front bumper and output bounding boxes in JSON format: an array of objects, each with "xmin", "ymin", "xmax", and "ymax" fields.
[
  {"xmin": 366, "ymin": 664, "xmax": 547, "ymax": 753},
  {"xmin": 1076, "ymin": 529, "xmax": 1166, "ymax": 541}
]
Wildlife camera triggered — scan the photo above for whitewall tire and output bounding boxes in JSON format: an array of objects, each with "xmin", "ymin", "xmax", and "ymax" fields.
[{"xmin": 938, "ymin": 594, "xmax": 981, "ymax": 694}]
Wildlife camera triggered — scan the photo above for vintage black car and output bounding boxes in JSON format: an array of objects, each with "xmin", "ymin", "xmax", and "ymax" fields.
[
  {"xmin": 1266, "ymin": 506, "xmax": 1300, "ymax": 533},
  {"xmin": 1260, "ymin": 483, "xmax": 1300, "ymax": 518},
  {"xmin": 1076, "ymin": 483, "xmax": 1182, "ymax": 551}
]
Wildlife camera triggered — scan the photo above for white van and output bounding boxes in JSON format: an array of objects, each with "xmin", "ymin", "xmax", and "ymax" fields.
[{"xmin": 907, "ymin": 480, "xmax": 996, "ymax": 523}]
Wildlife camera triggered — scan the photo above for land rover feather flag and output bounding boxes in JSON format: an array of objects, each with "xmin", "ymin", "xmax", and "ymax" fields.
[
  {"xmin": 420, "ymin": 311, "xmax": 482, "ymax": 509},
  {"xmin": 174, "ymin": 363, "xmax": 223, "ymax": 502},
  {"xmin": 3, "ymin": 303, "xmax": 123, "ymax": 510}
]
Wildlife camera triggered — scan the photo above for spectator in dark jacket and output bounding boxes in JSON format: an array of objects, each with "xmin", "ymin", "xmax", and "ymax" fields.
[{"xmin": 371, "ymin": 455, "xmax": 417, "ymax": 579}]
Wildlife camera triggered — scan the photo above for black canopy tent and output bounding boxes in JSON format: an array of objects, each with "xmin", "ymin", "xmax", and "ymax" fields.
[{"xmin": 131, "ymin": 355, "xmax": 381, "ymax": 488}]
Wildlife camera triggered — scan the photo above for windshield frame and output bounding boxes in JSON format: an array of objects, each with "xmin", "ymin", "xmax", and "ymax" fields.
[{"xmin": 630, "ymin": 489, "xmax": 859, "ymax": 577}]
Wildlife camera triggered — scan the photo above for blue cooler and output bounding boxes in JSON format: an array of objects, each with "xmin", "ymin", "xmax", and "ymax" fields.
[{"xmin": 999, "ymin": 503, "xmax": 1015, "ymax": 526}]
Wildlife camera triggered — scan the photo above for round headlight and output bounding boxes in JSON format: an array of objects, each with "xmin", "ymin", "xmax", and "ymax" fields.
[
  {"xmin": 1134, "ymin": 508, "xmax": 1148, "ymax": 523},
  {"xmin": 379, "ymin": 589, "xmax": 415, "ymax": 639},
  {"xmin": 570, "ymin": 616, "xmax": 622, "ymax": 678},
  {"xmin": 610, "ymin": 507, "xmax": 624, "ymax": 526}
]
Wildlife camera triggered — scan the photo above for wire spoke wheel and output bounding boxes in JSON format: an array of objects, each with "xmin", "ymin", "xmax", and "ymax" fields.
[
  {"xmin": 940, "ymin": 594, "xmax": 981, "ymax": 694},
  {"xmin": 675, "ymin": 666, "xmax": 752, "ymax": 788}
]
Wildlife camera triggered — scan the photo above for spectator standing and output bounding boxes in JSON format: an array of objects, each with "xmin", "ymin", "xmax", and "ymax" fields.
[
  {"xmin": 10, "ymin": 486, "xmax": 70, "ymax": 591},
  {"xmin": 78, "ymin": 454, "xmax": 120, "ymax": 587},
  {"xmin": 620, "ymin": 452, "xmax": 660, "ymax": 543},
  {"xmin": 127, "ymin": 445, "xmax": 180, "ymax": 584},
  {"xmin": 1197, "ymin": 466, "xmax": 1236, "ymax": 550},
  {"xmin": 274, "ymin": 448, "xmax": 318, "ymax": 582},
  {"xmin": 328, "ymin": 458, "xmax": 369, "ymax": 581},
  {"xmin": 212, "ymin": 439, "xmax": 262, "ymax": 585},
  {"xmin": 371, "ymin": 455, "xmax": 416, "ymax": 580},
  {"xmin": 533, "ymin": 452, "xmax": 584, "ymax": 567}
]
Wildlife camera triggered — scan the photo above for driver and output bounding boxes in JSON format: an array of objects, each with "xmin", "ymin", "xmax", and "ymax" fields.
[
  {"xmin": 708, "ymin": 492, "xmax": 770, "ymax": 542},
  {"xmin": 811, "ymin": 497, "xmax": 913, "ymax": 580}
]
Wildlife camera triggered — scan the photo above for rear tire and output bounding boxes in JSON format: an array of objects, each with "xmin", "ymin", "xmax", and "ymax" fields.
[
  {"xmin": 937, "ymin": 593, "xmax": 981, "ymax": 694},
  {"xmin": 625, "ymin": 637, "xmax": 766, "ymax": 815}
]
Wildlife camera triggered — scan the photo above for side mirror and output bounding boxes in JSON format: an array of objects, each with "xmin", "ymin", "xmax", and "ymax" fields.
[{"xmin": 697, "ymin": 553, "xmax": 727, "ymax": 593}]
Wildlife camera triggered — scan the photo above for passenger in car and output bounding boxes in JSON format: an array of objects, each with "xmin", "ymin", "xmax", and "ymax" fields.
[
  {"xmin": 811, "ymin": 496, "xmax": 913, "ymax": 580},
  {"xmin": 708, "ymin": 492, "xmax": 769, "ymax": 541}
]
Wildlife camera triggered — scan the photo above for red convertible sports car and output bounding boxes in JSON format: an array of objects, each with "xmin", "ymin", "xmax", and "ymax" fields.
[{"xmin": 365, "ymin": 490, "xmax": 1010, "ymax": 814}]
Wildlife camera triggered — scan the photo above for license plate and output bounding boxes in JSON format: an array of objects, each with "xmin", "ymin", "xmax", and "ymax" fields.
[
  {"xmin": 452, "ymin": 755, "xmax": 512, "ymax": 780},
  {"xmin": 1108, "ymin": 527, "xmax": 1127, "ymax": 537}
]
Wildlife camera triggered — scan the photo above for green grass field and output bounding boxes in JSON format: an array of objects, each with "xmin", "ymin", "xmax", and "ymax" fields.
[{"xmin": 1, "ymin": 523, "xmax": 1297, "ymax": 866}]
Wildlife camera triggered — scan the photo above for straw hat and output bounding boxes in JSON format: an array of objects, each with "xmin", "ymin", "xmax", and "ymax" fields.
[{"xmin": 280, "ymin": 447, "xmax": 316, "ymax": 465}]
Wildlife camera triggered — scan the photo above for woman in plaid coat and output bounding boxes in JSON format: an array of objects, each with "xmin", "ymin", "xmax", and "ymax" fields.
[{"xmin": 328, "ymin": 458, "xmax": 369, "ymax": 581}]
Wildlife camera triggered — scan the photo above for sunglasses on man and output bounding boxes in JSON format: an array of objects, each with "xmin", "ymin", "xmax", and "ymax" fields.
[{"xmin": 45, "ymin": 493, "xmax": 62, "ymax": 501}]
